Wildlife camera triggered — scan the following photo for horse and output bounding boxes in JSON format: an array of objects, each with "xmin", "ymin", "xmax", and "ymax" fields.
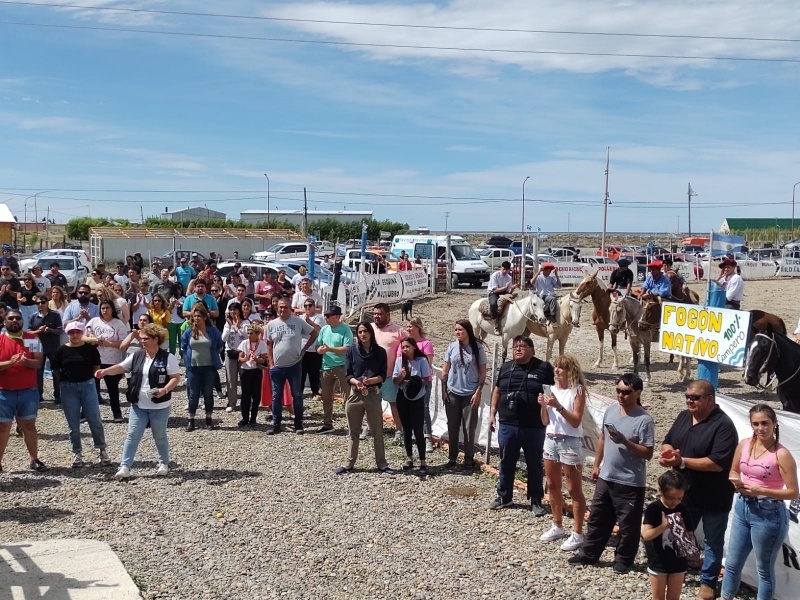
[
  {"xmin": 468, "ymin": 293, "xmax": 548, "ymax": 358},
  {"xmin": 744, "ymin": 331, "xmax": 800, "ymax": 413},
  {"xmin": 526, "ymin": 293, "xmax": 584, "ymax": 362},
  {"xmin": 574, "ymin": 271, "xmax": 617, "ymax": 369},
  {"xmin": 749, "ymin": 310, "xmax": 787, "ymax": 341}
]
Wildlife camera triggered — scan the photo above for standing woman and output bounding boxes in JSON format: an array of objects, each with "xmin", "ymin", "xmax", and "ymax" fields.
[
  {"xmin": 17, "ymin": 274, "xmax": 38, "ymax": 331},
  {"xmin": 721, "ymin": 404, "xmax": 798, "ymax": 600},
  {"xmin": 538, "ymin": 354, "xmax": 588, "ymax": 549},
  {"xmin": 148, "ymin": 293, "xmax": 171, "ymax": 330},
  {"xmin": 276, "ymin": 269, "xmax": 293, "ymax": 295},
  {"xmin": 392, "ymin": 338, "xmax": 432, "ymax": 472},
  {"xmin": 48, "ymin": 285, "xmax": 69, "ymax": 345},
  {"xmin": 181, "ymin": 303, "xmax": 224, "ymax": 431},
  {"xmin": 166, "ymin": 283, "xmax": 185, "ymax": 355},
  {"xmin": 440, "ymin": 319, "xmax": 487, "ymax": 469},
  {"xmin": 402, "ymin": 317, "xmax": 436, "ymax": 453},
  {"xmin": 300, "ymin": 298, "xmax": 324, "ymax": 401},
  {"xmin": 95, "ymin": 323, "xmax": 180, "ymax": 480},
  {"xmin": 110, "ymin": 283, "xmax": 130, "ymax": 326},
  {"xmin": 222, "ymin": 303, "xmax": 248, "ymax": 413},
  {"xmin": 335, "ymin": 322, "xmax": 392, "ymax": 475},
  {"xmin": 52, "ymin": 322, "xmax": 111, "ymax": 468},
  {"xmin": 85, "ymin": 300, "xmax": 130, "ymax": 422},
  {"xmin": 237, "ymin": 323, "xmax": 267, "ymax": 427},
  {"xmin": 242, "ymin": 298, "xmax": 261, "ymax": 324},
  {"xmin": 208, "ymin": 283, "xmax": 227, "ymax": 398}
]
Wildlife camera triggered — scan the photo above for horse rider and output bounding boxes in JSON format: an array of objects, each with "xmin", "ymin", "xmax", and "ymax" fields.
[
  {"xmin": 716, "ymin": 258, "xmax": 743, "ymax": 310},
  {"xmin": 636, "ymin": 260, "xmax": 671, "ymax": 328},
  {"xmin": 532, "ymin": 263, "xmax": 561, "ymax": 326},
  {"xmin": 487, "ymin": 261, "xmax": 517, "ymax": 335},
  {"xmin": 608, "ymin": 258, "xmax": 633, "ymax": 297}
]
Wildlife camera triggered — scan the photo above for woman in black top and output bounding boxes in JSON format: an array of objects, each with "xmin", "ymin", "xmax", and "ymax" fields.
[
  {"xmin": 17, "ymin": 274, "xmax": 38, "ymax": 331},
  {"xmin": 335, "ymin": 321, "xmax": 392, "ymax": 475},
  {"xmin": 52, "ymin": 321, "xmax": 110, "ymax": 468}
]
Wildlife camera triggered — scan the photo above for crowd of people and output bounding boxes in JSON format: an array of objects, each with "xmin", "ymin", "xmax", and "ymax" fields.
[{"xmin": 0, "ymin": 249, "xmax": 794, "ymax": 600}]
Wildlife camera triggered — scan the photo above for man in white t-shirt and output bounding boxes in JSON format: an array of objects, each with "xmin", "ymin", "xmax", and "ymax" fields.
[
  {"xmin": 265, "ymin": 298, "xmax": 317, "ymax": 435},
  {"xmin": 291, "ymin": 278, "xmax": 322, "ymax": 314},
  {"xmin": 487, "ymin": 261, "xmax": 516, "ymax": 334}
]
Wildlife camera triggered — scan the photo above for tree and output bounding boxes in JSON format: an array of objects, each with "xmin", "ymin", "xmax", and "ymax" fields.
[{"xmin": 66, "ymin": 217, "xmax": 131, "ymax": 240}]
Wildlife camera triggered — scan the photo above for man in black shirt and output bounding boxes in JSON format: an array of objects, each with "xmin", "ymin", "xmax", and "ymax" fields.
[
  {"xmin": 609, "ymin": 258, "xmax": 633, "ymax": 296},
  {"xmin": 29, "ymin": 296, "xmax": 63, "ymax": 403},
  {"xmin": 0, "ymin": 265, "xmax": 21, "ymax": 310},
  {"xmin": 488, "ymin": 335, "xmax": 554, "ymax": 516},
  {"xmin": 659, "ymin": 379, "xmax": 737, "ymax": 600},
  {"xmin": 45, "ymin": 262, "xmax": 68, "ymax": 291}
]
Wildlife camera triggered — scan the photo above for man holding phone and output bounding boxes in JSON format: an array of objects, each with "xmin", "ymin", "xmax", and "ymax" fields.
[{"xmin": 568, "ymin": 373, "xmax": 654, "ymax": 574}]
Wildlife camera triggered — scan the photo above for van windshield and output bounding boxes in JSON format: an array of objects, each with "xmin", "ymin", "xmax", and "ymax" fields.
[{"xmin": 452, "ymin": 244, "xmax": 479, "ymax": 260}]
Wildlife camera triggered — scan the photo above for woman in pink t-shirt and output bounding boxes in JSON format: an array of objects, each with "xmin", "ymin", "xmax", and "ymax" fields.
[
  {"xmin": 398, "ymin": 317, "xmax": 435, "ymax": 453},
  {"xmin": 721, "ymin": 403, "xmax": 798, "ymax": 600}
]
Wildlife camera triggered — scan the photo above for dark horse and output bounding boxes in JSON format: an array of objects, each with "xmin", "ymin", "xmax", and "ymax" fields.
[
  {"xmin": 749, "ymin": 310, "xmax": 787, "ymax": 340},
  {"xmin": 744, "ymin": 330, "xmax": 800, "ymax": 413}
]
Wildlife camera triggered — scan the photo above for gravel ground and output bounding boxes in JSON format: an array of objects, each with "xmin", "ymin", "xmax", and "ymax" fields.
[{"xmin": 4, "ymin": 278, "xmax": 792, "ymax": 599}]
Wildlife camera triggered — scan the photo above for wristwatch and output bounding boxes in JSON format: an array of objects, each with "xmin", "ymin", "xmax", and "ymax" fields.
[{"xmin": 679, "ymin": 457, "xmax": 686, "ymax": 469}]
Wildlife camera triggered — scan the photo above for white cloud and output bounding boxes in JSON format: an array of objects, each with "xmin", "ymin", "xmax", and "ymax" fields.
[{"xmin": 18, "ymin": 116, "xmax": 95, "ymax": 132}]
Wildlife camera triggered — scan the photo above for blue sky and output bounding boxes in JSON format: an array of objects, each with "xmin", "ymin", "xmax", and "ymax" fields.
[{"xmin": 1, "ymin": 0, "xmax": 799, "ymax": 235}]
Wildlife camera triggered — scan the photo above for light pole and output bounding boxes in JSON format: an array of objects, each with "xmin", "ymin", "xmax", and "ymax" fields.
[
  {"xmin": 264, "ymin": 174, "xmax": 271, "ymax": 229},
  {"xmin": 792, "ymin": 181, "xmax": 800, "ymax": 239},
  {"xmin": 687, "ymin": 183, "xmax": 697, "ymax": 237},
  {"xmin": 444, "ymin": 211, "xmax": 450, "ymax": 232},
  {"xmin": 522, "ymin": 176, "xmax": 530, "ymax": 285},
  {"xmin": 601, "ymin": 147, "xmax": 610, "ymax": 256}
]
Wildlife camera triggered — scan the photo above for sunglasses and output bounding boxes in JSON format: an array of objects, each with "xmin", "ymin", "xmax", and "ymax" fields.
[
  {"xmin": 685, "ymin": 393, "xmax": 707, "ymax": 402},
  {"xmin": 139, "ymin": 336, "xmax": 152, "ymax": 341},
  {"xmin": 6, "ymin": 316, "xmax": 21, "ymax": 321},
  {"xmin": 615, "ymin": 388, "xmax": 634, "ymax": 396},
  {"xmin": 35, "ymin": 300, "xmax": 47, "ymax": 305},
  {"xmin": 77, "ymin": 291, "xmax": 89, "ymax": 295},
  {"xmin": 304, "ymin": 304, "xmax": 315, "ymax": 308}
]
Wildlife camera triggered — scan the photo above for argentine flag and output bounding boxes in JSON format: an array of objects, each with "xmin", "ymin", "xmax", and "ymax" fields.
[{"xmin": 710, "ymin": 233, "xmax": 745, "ymax": 257}]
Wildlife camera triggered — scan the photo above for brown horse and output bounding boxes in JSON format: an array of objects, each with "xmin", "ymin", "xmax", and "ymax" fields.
[
  {"xmin": 574, "ymin": 271, "xmax": 619, "ymax": 369},
  {"xmin": 749, "ymin": 310, "xmax": 787, "ymax": 341}
]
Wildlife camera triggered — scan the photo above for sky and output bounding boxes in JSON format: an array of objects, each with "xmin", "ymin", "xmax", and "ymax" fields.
[{"xmin": 1, "ymin": 0, "xmax": 800, "ymax": 235}]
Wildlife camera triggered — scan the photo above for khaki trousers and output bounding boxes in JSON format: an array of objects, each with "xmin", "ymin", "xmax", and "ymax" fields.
[
  {"xmin": 320, "ymin": 366, "xmax": 348, "ymax": 427},
  {"xmin": 345, "ymin": 387, "xmax": 388, "ymax": 470}
]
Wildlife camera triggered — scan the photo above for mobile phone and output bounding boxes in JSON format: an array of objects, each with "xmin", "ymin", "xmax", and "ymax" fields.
[
  {"xmin": 604, "ymin": 423, "xmax": 618, "ymax": 434},
  {"xmin": 542, "ymin": 384, "xmax": 552, "ymax": 396}
]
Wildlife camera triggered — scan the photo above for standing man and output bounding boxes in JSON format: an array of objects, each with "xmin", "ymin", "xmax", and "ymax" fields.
[
  {"xmin": 291, "ymin": 278, "xmax": 322, "ymax": 314},
  {"xmin": 31, "ymin": 265, "xmax": 51, "ymax": 298},
  {"xmin": 0, "ymin": 310, "xmax": 46, "ymax": 472},
  {"xmin": 151, "ymin": 268, "xmax": 174, "ymax": 299},
  {"xmin": 265, "ymin": 298, "xmax": 317, "ymax": 435},
  {"xmin": 487, "ymin": 336, "xmax": 553, "ymax": 515},
  {"xmin": 369, "ymin": 303, "xmax": 407, "ymax": 444},
  {"xmin": 0, "ymin": 244, "xmax": 20, "ymax": 275},
  {"xmin": 716, "ymin": 258, "xmax": 744, "ymax": 310},
  {"xmin": 487, "ymin": 261, "xmax": 516, "ymax": 335},
  {"xmin": 62, "ymin": 284, "xmax": 99, "ymax": 326},
  {"xmin": 46, "ymin": 261, "xmax": 68, "ymax": 292},
  {"xmin": 659, "ymin": 379, "xmax": 738, "ymax": 600},
  {"xmin": 315, "ymin": 305, "xmax": 353, "ymax": 434},
  {"xmin": 29, "ymin": 295, "xmax": 63, "ymax": 404},
  {"xmin": 0, "ymin": 265, "xmax": 21, "ymax": 310},
  {"xmin": 173, "ymin": 256, "xmax": 195, "ymax": 293},
  {"xmin": 532, "ymin": 262, "xmax": 561, "ymax": 325},
  {"xmin": 291, "ymin": 265, "xmax": 309, "ymax": 292},
  {"xmin": 254, "ymin": 270, "xmax": 279, "ymax": 317},
  {"xmin": 397, "ymin": 252, "xmax": 412, "ymax": 272},
  {"xmin": 609, "ymin": 258, "xmax": 633, "ymax": 296},
  {"xmin": 567, "ymin": 373, "xmax": 655, "ymax": 574},
  {"xmin": 183, "ymin": 279, "xmax": 219, "ymax": 319},
  {"xmin": 113, "ymin": 262, "xmax": 129, "ymax": 288}
]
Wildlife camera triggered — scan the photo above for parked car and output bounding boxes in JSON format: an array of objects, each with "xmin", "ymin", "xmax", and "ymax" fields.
[
  {"xmin": 152, "ymin": 250, "xmax": 206, "ymax": 271},
  {"xmin": 485, "ymin": 235, "xmax": 513, "ymax": 248},
  {"xmin": 509, "ymin": 240, "xmax": 533, "ymax": 255},
  {"xmin": 251, "ymin": 242, "xmax": 314, "ymax": 262},
  {"xmin": 20, "ymin": 248, "xmax": 92, "ymax": 273},
  {"xmin": 749, "ymin": 248, "xmax": 782, "ymax": 261},
  {"xmin": 653, "ymin": 253, "xmax": 704, "ymax": 279},
  {"xmin": 35, "ymin": 255, "xmax": 88, "ymax": 295},
  {"xmin": 547, "ymin": 247, "xmax": 581, "ymax": 261},
  {"xmin": 597, "ymin": 245, "xmax": 635, "ymax": 260},
  {"xmin": 479, "ymin": 247, "xmax": 516, "ymax": 269}
]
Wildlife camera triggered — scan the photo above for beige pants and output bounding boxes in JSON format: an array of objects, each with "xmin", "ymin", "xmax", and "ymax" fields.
[
  {"xmin": 345, "ymin": 387, "xmax": 388, "ymax": 470},
  {"xmin": 320, "ymin": 366, "xmax": 348, "ymax": 427}
]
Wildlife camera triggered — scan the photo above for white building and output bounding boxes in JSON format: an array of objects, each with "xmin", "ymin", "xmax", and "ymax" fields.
[
  {"xmin": 162, "ymin": 206, "xmax": 226, "ymax": 222},
  {"xmin": 239, "ymin": 210, "xmax": 373, "ymax": 226}
]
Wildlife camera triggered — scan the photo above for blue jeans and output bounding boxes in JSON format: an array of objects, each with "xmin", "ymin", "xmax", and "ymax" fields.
[
  {"xmin": 690, "ymin": 506, "xmax": 731, "ymax": 588},
  {"xmin": 270, "ymin": 362, "xmax": 302, "ymax": 427},
  {"xmin": 187, "ymin": 365, "xmax": 216, "ymax": 416},
  {"xmin": 60, "ymin": 380, "xmax": 106, "ymax": 454},
  {"xmin": 721, "ymin": 495, "xmax": 788, "ymax": 600},
  {"xmin": 497, "ymin": 423, "xmax": 546, "ymax": 503},
  {"xmin": 120, "ymin": 404, "xmax": 171, "ymax": 468}
]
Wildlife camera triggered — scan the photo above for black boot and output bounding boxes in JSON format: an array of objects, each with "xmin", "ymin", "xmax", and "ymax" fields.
[
  {"xmin": 294, "ymin": 417, "xmax": 304, "ymax": 435},
  {"xmin": 205, "ymin": 416, "xmax": 215, "ymax": 429},
  {"xmin": 185, "ymin": 418, "xmax": 195, "ymax": 432}
]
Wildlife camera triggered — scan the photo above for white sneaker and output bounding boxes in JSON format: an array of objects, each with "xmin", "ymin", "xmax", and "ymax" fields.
[
  {"xmin": 72, "ymin": 453, "xmax": 84, "ymax": 468},
  {"xmin": 560, "ymin": 531, "xmax": 585, "ymax": 551},
  {"xmin": 99, "ymin": 449, "xmax": 112, "ymax": 466},
  {"xmin": 539, "ymin": 524, "xmax": 567, "ymax": 542},
  {"xmin": 114, "ymin": 466, "xmax": 131, "ymax": 480},
  {"xmin": 225, "ymin": 406, "xmax": 234, "ymax": 413},
  {"xmin": 156, "ymin": 462, "xmax": 169, "ymax": 476},
  {"xmin": 425, "ymin": 439, "xmax": 434, "ymax": 454}
]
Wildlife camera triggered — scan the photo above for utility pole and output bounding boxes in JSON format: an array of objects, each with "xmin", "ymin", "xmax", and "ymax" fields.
[
  {"xmin": 140, "ymin": 206, "xmax": 145, "ymax": 225},
  {"xmin": 302, "ymin": 187, "xmax": 308, "ymax": 237},
  {"xmin": 600, "ymin": 146, "xmax": 610, "ymax": 255},
  {"xmin": 687, "ymin": 183, "xmax": 698, "ymax": 237},
  {"xmin": 264, "ymin": 173, "xmax": 270, "ymax": 229},
  {"xmin": 445, "ymin": 211, "xmax": 450, "ymax": 232}
]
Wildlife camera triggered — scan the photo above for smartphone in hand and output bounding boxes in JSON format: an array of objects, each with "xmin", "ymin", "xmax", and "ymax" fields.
[
  {"xmin": 542, "ymin": 384, "xmax": 552, "ymax": 396},
  {"xmin": 604, "ymin": 422, "xmax": 618, "ymax": 435}
]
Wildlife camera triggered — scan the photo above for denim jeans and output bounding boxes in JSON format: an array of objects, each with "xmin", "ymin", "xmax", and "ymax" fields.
[
  {"xmin": 120, "ymin": 404, "xmax": 171, "ymax": 468},
  {"xmin": 187, "ymin": 365, "xmax": 217, "ymax": 416},
  {"xmin": 721, "ymin": 495, "xmax": 788, "ymax": 600},
  {"xmin": 497, "ymin": 423, "xmax": 546, "ymax": 503},
  {"xmin": 60, "ymin": 380, "xmax": 106, "ymax": 454},
  {"xmin": 270, "ymin": 362, "xmax": 302, "ymax": 427},
  {"xmin": 689, "ymin": 506, "xmax": 731, "ymax": 588}
]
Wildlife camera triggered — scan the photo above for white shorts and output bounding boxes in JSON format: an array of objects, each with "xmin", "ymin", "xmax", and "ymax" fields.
[{"xmin": 543, "ymin": 435, "xmax": 585, "ymax": 467}]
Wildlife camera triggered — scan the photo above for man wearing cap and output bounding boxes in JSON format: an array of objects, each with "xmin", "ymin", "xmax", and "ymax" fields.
[
  {"xmin": 487, "ymin": 261, "xmax": 517, "ymax": 335},
  {"xmin": 639, "ymin": 260, "xmax": 672, "ymax": 300},
  {"xmin": 532, "ymin": 263, "xmax": 562, "ymax": 326},
  {"xmin": 0, "ymin": 245, "xmax": 20, "ymax": 276},
  {"xmin": 609, "ymin": 258, "xmax": 633, "ymax": 296},
  {"xmin": 172, "ymin": 257, "xmax": 196, "ymax": 293},
  {"xmin": 716, "ymin": 258, "xmax": 743, "ymax": 310},
  {"xmin": 315, "ymin": 305, "xmax": 353, "ymax": 434},
  {"xmin": 291, "ymin": 278, "xmax": 322, "ymax": 315}
]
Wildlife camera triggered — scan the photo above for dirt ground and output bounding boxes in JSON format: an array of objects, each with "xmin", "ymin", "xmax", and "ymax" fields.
[{"xmin": 392, "ymin": 277, "xmax": 800, "ymax": 489}]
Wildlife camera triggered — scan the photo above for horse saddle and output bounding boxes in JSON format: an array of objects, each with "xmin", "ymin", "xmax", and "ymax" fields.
[{"xmin": 479, "ymin": 293, "xmax": 517, "ymax": 320}]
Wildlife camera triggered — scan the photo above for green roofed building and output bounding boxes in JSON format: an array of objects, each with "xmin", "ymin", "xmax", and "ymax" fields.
[{"xmin": 720, "ymin": 218, "xmax": 795, "ymax": 235}]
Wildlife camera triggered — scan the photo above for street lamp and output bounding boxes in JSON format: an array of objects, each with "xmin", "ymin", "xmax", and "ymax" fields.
[
  {"xmin": 792, "ymin": 181, "xmax": 800, "ymax": 239},
  {"xmin": 522, "ymin": 176, "xmax": 530, "ymax": 285},
  {"xmin": 264, "ymin": 174, "xmax": 270, "ymax": 229}
]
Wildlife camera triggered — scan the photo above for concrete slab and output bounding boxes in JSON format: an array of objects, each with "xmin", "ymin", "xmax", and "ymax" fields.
[{"xmin": 0, "ymin": 539, "xmax": 141, "ymax": 599}]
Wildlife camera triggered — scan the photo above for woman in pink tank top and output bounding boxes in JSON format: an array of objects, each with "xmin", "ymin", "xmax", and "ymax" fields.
[{"xmin": 721, "ymin": 404, "xmax": 798, "ymax": 600}]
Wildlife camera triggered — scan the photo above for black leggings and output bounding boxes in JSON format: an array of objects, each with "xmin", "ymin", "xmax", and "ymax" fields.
[
  {"xmin": 95, "ymin": 363, "xmax": 123, "ymax": 419},
  {"xmin": 396, "ymin": 390, "xmax": 426, "ymax": 461},
  {"xmin": 240, "ymin": 368, "xmax": 262, "ymax": 423},
  {"xmin": 301, "ymin": 351, "xmax": 322, "ymax": 396}
]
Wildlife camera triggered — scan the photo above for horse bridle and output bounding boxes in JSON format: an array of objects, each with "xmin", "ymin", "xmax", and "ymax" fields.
[{"xmin": 748, "ymin": 332, "xmax": 800, "ymax": 388}]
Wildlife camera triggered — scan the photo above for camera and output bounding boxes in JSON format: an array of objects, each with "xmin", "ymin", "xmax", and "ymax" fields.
[{"xmin": 506, "ymin": 391, "xmax": 521, "ymax": 412}]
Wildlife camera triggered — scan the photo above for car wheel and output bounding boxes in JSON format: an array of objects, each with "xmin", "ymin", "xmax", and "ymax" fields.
[{"xmin": 451, "ymin": 273, "xmax": 459, "ymax": 289}]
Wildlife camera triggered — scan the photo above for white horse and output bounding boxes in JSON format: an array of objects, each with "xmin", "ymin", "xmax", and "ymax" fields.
[
  {"xmin": 468, "ymin": 294, "xmax": 548, "ymax": 357},
  {"xmin": 526, "ymin": 293, "xmax": 584, "ymax": 361}
]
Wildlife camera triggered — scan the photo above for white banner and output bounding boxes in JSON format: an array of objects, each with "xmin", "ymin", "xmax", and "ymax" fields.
[
  {"xmin": 777, "ymin": 257, "xmax": 800, "ymax": 278},
  {"xmin": 398, "ymin": 269, "xmax": 429, "ymax": 298},
  {"xmin": 347, "ymin": 270, "xmax": 431, "ymax": 315},
  {"xmin": 551, "ymin": 261, "xmax": 616, "ymax": 286},
  {"xmin": 701, "ymin": 259, "xmax": 780, "ymax": 280},
  {"xmin": 659, "ymin": 302, "xmax": 752, "ymax": 367}
]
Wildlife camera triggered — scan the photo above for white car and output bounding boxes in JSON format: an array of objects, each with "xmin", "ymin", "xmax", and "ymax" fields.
[
  {"xmin": 35, "ymin": 255, "xmax": 88, "ymax": 295},
  {"xmin": 20, "ymin": 249, "xmax": 92, "ymax": 273}
]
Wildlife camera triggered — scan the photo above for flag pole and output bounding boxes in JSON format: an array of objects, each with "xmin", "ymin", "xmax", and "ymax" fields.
[{"xmin": 705, "ymin": 230, "xmax": 714, "ymax": 307}]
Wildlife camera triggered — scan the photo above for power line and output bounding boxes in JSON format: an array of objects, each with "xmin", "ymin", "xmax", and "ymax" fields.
[
  {"xmin": 3, "ymin": 1, "xmax": 800, "ymax": 45},
  {"xmin": 2, "ymin": 20, "xmax": 799, "ymax": 63}
]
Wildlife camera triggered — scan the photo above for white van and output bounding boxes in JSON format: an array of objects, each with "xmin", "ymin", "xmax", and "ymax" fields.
[{"xmin": 391, "ymin": 235, "xmax": 489, "ymax": 288}]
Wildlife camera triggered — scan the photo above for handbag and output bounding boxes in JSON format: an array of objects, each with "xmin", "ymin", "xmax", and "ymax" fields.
[{"xmin": 226, "ymin": 349, "xmax": 240, "ymax": 360}]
